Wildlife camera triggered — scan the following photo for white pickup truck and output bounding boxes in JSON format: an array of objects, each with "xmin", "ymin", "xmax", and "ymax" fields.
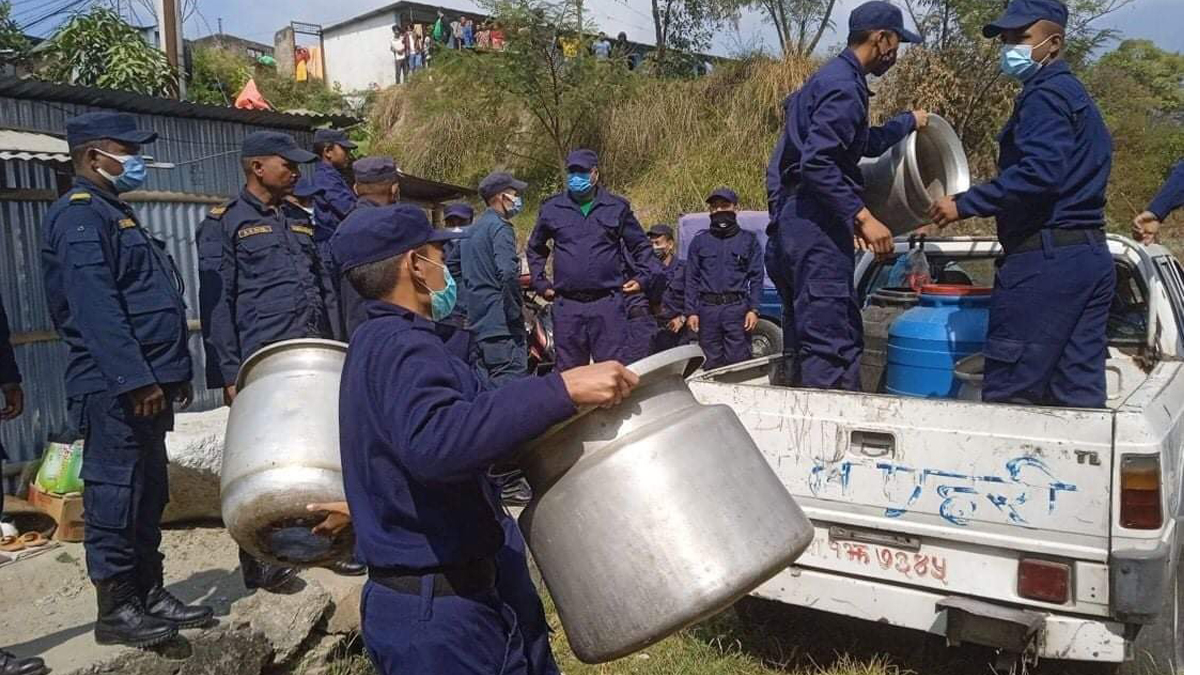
[{"xmin": 688, "ymin": 234, "xmax": 1183, "ymax": 671}]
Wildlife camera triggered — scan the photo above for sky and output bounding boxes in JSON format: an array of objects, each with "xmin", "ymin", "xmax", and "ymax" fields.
[{"xmin": 13, "ymin": 0, "xmax": 1184, "ymax": 58}]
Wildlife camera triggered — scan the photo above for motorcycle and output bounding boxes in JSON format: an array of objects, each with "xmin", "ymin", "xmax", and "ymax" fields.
[{"xmin": 520, "ymin": 272, "xmax": 555, "ymax": 375}]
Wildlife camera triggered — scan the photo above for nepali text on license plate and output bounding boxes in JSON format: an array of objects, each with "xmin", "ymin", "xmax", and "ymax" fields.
[{"xmin": 804, "ymin": 536, "xmax": 948, "ymax": 585}]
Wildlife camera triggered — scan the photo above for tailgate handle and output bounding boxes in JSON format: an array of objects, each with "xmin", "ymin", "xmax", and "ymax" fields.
[{"xmin": 851, "ymin": 430, "xmax": 895, "ymax": 457}]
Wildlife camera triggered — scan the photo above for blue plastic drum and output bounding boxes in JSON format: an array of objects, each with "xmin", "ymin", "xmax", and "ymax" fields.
[{"xmin": 886, "ymin": 285, "xmax": 992, "ymax": 398}]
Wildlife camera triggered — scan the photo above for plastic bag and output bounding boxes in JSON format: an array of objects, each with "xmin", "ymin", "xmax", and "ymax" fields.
[
  {"xmin": 34, "ymin": 439, "xmax": 84, "ymax": 495},
  {"xmin": 884, "ymin": 249, "xmax": 932, "ymax": 291}
]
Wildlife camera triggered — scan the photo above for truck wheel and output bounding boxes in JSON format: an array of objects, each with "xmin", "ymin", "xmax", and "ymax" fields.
[{"xmin": 751, "ymin": 320, "xmax": 784, "ymax": 359}]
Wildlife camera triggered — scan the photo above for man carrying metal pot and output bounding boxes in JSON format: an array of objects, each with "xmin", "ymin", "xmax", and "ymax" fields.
[
  {"xmin": 196, "ymin": 132, "xmax": 359, "ymax": 590},
  {"xmin": 765, "ymin": 0, "xmax": 928, "ymax": 390},
  {"xmin": 42, "ymin": 113, "xmax": 212, "ymax": 648},
  {"xmin": 330, "ymin": 204, "xmax": 638, "ymax": 675},
  {"xmin": 929, "ymin": 0, "xmax": 1115, "ymax": 408}
]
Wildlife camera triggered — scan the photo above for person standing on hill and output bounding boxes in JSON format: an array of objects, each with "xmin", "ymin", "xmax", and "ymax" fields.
[
  {"xmin": 929, "ymin": 0, "xmax": 1115, "ymax": 408},
  {"xmin": 526, "ymin": 149, "xmax": 661, "ymax": 370},
  {"xmin": 765, "ymin": 0, "xmax": 928, "ymax": 390},
  {"xmin": 390, "ymin": 24, "xmax": 408, "ymax": 84}
]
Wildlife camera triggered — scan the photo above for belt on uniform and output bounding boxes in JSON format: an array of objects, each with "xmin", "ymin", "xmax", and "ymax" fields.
[
  {"xmin": 1008, "ymin": 228, "xmax": 1104, "ymax": 255},
  {"xmin": 628, "ymin": 306, "xmax": 652, "ymax": 319},
  {"xmin": 700, "ymin": 292, "xmax": 745, "ymax": 306},
  {"xmin": 559, "ymin": 289, "xmax": 616, "ymax": 303},
  {"xmin": 368, "ymin": 558, "xmax": 497, "ymax": 597}
]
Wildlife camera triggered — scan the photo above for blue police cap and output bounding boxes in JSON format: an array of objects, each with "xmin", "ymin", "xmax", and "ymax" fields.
[
  {"xmin": 647, "ymin": 224, "xmax": 675, "ymax": 240},
  {"xmin": 478, "ymin": 172, "xmax": 528, "ymax": 201},
  {"xmin": 65, "ymin": 112, "xmax": 157, "ymax": 149},
  {"xmin": 330, "ymin": 203, "xmax": 466, "ymax": 271},
  {"xmin": 314, "ymin": 128, "xmax": 358, "ymax": 149},
  {"xmin": 242, "ymin": 131, "xmax": 317, "ymax": 163},
  {"xmin": 848, "ymin": 1, "xmax": 923, "ymax": 43},
  {"xmin": 983, "ymin": 0, "xmax": 1068, "ymax": 38},
  {"xmin": 706, "ymin": 187, "xmax": 739, "ymax": 205},
  {"xmin": 293, "ymin": 177, "xmax": 324, "ymax": 198},
  {"xmin": 565, "ymin": 149, "xmax": 599, "ymax": 171},
  {"xmin": 444, "ymin": 202, "xmax": 475, "ymax": 222},
  {"xmin": 353, "ymin": 156, "xmax": 398, "ymax": 184}
]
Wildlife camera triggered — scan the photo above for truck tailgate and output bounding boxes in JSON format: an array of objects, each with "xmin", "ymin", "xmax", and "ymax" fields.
[{"xmin": 689, "ymin": 380, "xmax": 1114, "ymax": 564}]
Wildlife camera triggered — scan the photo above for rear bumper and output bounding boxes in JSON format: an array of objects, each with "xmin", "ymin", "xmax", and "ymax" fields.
[{"xmin": 753, "ymin": 566, "xmax": 1129, "ymax": 662}]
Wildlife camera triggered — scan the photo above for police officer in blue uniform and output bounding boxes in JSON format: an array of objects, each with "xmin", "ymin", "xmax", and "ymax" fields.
[
  {"xmin": 619, "ymin": 243, "xmax": 658, "ymax": 363},
  {"xmin": 42, "ymin": 112, "xmax": 212, "ymax": 647},
  {"xmin": 646, "ymin": 224, "xmax": 690, "ymax": 353},
  {"xmin": 288, "ymin": 176, "xmax": 324, "ymax": 219},
  {"xmin": 527, "ymin": 149, "xmax": 660, "ymax": 369},
  {"xmin": 1133, "ymin": 160, "xmax": 1182, "ymax": 245},
  {"xmin": 0, "ymin": 294, "xmax": 45, "ymax": 675},
  {"xmin": 461, "ymin": 173, "xmax": 528, "ymax": 383},
  {"xmin": 197, "ymin": 131, "xmax": 350, "ymax": 587},
  {"xmin": 443, "ymin": 202, "xmax": 476, "ymax": 329},
  {"xmin": 766, "ymin": 1, "xmax": 927, "ymax": 390},
  {"xmin": 331, "ymin": 203, "xmax": 637, "ymax": 674},
  {"xmin": 330, "ymin": 156, "xmax": 402, "ymax": 340},
  {"xmin": 311, "ymin": 129, "xmax": 358, "ymax": 242},
  {"xmin": 929, "ymin": 0, "xmax": 1115, "ymax": 409},
  {"xmin": 685, "ymin": 189, "xmax": 764, "ymax": 369}
]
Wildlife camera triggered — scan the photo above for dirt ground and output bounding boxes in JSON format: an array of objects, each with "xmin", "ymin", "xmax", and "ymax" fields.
[{"xmin": 0, "ymin": 525, "xmax": 247, "ymax": 674}]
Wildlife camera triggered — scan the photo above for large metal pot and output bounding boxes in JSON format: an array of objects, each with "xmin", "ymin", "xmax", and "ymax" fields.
[
  {"xmin": 859, "ymin": 113, "xmax": 970, "ymax": 235},
  {"xmin": 518, "ymin": 345, "xmax": 813, "ymax": 663},
  {"xmin": 220, "ymin": 338, "xmax": 351, "ymax": 567}
]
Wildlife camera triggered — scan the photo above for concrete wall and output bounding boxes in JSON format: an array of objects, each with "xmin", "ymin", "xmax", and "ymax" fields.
[{"xmin": 324, "ymin": 11, "xmax": 400, "ymax": 94}]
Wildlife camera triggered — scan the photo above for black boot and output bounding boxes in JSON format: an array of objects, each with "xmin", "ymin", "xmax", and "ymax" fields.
[
  {"xmin": 239, "ymin": 548, "xmax": 298, "ymax": 592},
  {"xmin": 144, "ymin": 582, "xmax": 214, "ymax": 629},
  {"xmin": 93, "ymin": 576, "xmax": 178, "ymax": 648},
  {"xmin": 0, "ymin": 649, "xmax": 47, "ymax": 675},
  {"xmin": 324, "ymin": 558, "xmax": 366, "ymax": 576}
]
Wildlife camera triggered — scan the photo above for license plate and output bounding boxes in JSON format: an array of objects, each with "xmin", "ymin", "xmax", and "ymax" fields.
[{"xmin": 802, "ymin": 534, "xmax": 950, "ymax": 586}]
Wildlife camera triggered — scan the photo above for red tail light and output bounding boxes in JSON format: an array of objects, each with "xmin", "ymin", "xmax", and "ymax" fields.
[
  {"xmin": 1120, "ymin": 456, "xmax": 1163, "ymax": 529},
  {"xmin": 1017, "ymin": 558, "xmax": 1070, "ymax": 604}
]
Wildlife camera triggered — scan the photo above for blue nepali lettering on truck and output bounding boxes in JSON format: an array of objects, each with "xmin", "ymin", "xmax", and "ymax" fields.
[{"xmin": 807, "ymin": 455, "xmax": 1078, "ymax": 527}]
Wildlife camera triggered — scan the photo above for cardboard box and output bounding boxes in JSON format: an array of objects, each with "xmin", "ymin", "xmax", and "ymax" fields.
[{"xmin": 26, "ymin": 482, "xmax": 84, "ymax": 543}]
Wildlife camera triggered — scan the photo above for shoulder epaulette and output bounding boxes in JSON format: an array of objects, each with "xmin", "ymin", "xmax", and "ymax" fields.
[
  {"xmin": 68, "ymin": 192, "xmax": 91, "ymax": 203},
  {"xmin": 209, "ymin": 199, "xmax": 236, "ymax": 218}
]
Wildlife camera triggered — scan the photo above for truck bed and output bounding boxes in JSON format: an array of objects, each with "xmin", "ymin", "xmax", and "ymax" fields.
[{"xmin": 689, "ymin": 355, "xmax": 1182, "ymax": 621}]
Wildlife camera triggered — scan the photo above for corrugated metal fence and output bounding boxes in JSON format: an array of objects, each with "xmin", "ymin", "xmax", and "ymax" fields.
[
  {"xmin": 1, "ymin": 157, "xmax": 225, "ymax": 469},
  {"xmin": 0, "ymin": 96, "xmax": 317, "ymax": 196}
]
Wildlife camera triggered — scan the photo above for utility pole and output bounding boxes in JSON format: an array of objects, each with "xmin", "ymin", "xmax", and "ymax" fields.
[
  {"xmin": 218, "ymin": 17, "xmax": 223, "ymax": 35},
  {"xmin": 155, "ymin": 0, "xmax": 186, "ymax": 98}
]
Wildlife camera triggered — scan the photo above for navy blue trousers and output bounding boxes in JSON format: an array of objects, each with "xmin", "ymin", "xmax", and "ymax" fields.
[
  {"xmin": 552, "ymin": 293, "xmax": 626, "ymax": 370},
  {"xmin": 983, "ymin": 233, "xmax": 1115, "ymax": 407},
  {"xmin": 361, "ymin": 517, "xmax": 559, "ymax": 675},
  {"xmin": 697, "ymin": 302, "xmax": 751, "ymax": 369},
  {"xmin": 620, "ymin": 295, "xmax": 657, "ymax": 364},
  {"xmin": 770, "ymin": 197, "xmax": 862, "ymax": 390},
  {"xmin": 72, "ymin": 390, "xmax": 172, "ymax": 583},
  {"xmin": 479, "ymin": 335, "xmax": 528, "ymax": 384}
]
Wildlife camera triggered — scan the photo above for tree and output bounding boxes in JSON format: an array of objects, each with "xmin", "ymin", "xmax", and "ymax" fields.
[
  {"xmin": 37, "ymin": 7, "xmax": 177, "ymax": 96},
  {"xmin": 757, "ymin": 0, "xmax": 837, "ymax": 57},
  {"xmin": 472, "ymin": 0, "xmax": 635, "ymax": 172},
  {"xmin": 0, "ymin": 1, "xmax": 29, "ymax": 64},
  {"xmin": 649, "ymin": 0, "xmax": 738, "ymax": 75}
]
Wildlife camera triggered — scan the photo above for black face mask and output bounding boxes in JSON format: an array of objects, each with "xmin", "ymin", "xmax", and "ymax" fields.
[{"xmin": 710, "ymin": 211, "xmax": 739, "ymax": 236}]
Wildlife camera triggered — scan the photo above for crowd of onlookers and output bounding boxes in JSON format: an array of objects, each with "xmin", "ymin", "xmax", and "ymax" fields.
[{"xmin": 390, "ymin": 11, "xmax": 508, "ymax": 84}]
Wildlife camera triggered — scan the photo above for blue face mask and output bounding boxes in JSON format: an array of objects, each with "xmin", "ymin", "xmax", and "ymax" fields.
[
  {"xmin": 567, "ymin": 172, "xmax": 593, "ymax": 194},
  {"xmin": 506, "ymin": 194, "xmax": 524, "ymax": 217},
  {"xmin": 999, "ymin": 35, "xmax": 1056, "ymax": 82},
  {"xmin": 415, "ymin": 254, "xmax": 458, "ymax": 321},
  {"xmin": 95, "ymin": 149, "xmax": 148, "ymax": 193}
]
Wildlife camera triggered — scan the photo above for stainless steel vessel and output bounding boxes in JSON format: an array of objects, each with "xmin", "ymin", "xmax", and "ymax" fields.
[
  {"xmin": 220, "ymin": 338, "xmax": 351, "ymax": 567},
  {"xmin": 859, "ymin": 113, "xmax": 970, "ymax": 235},
  {"xmin": 518, "ymin": 345, "xmax": 814, "ymax": 663}
]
